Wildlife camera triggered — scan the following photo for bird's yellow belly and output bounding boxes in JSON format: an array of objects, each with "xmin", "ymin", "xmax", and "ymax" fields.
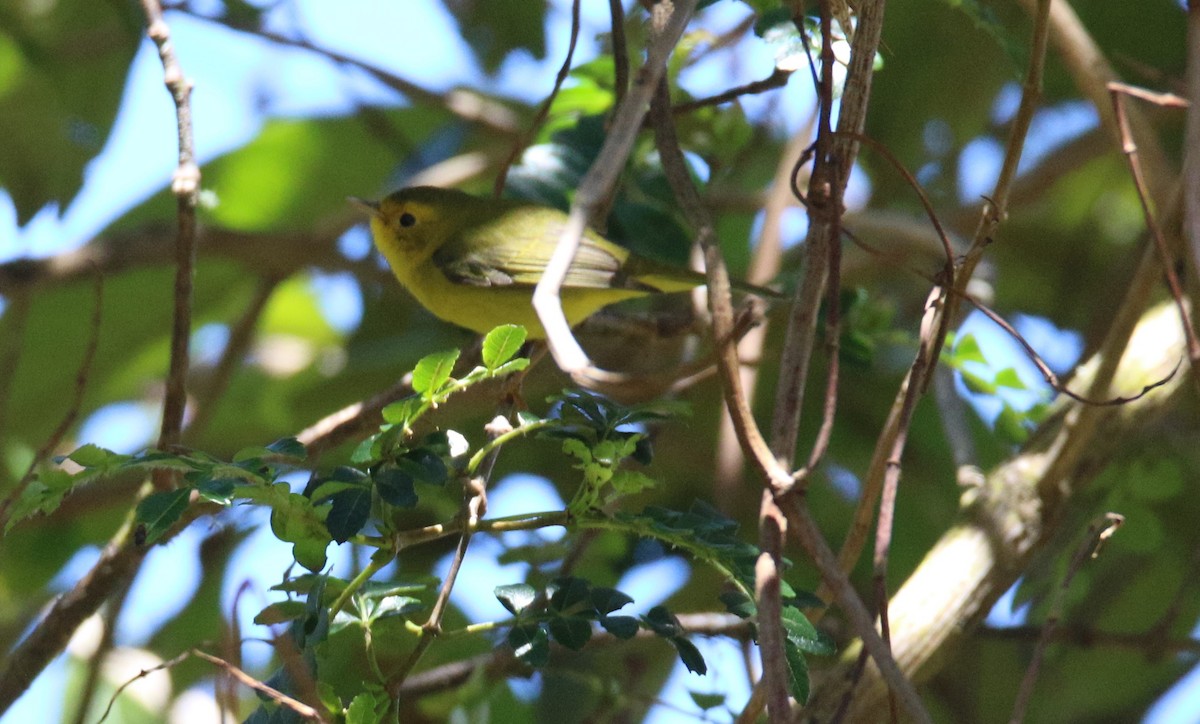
[{"xmin": 403, "ymin": 266, "xmax": 644, "ymax": 338}]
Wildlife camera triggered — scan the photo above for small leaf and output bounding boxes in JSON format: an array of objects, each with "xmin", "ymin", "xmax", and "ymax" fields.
[
  {"xmin": 781, "ymin": 606, "xmax": 835, "ymax": 655},
  {"xmin": 590, "ymin": 587, "xmax": 633, "ymax": 615},
  {"xmin": 346, "ymin": 691, "xmax": 385, "ymax": 724},
  {"xmin": 719, "ymin": 591, "xmax": 757, "ymax": 619},
  {"xmin": 381, "ymin": 397, "xmax": 422, "ymax": 427},
  {"xmin": 495, "ymin": 583, "xmax": 538, "ymax": 615},
  {"xmin": 643, "ymin": 606, "xmax": 681, "ymax": 637},
  {"xmin": 134, "ymin": 488, "xmax": 191, "ymax": 546},
  {"xmin": 489, "ymin": 358, "xmax": 530, "ymax": 377},
  {"xmin": 671, "ymin": 637, "xmax": 707, "ymax": 675},
  {"xmin": 508, "ymin": 623, "xmax": 549, "ymax": 667},
  {"xmin": 412, "ymin": 349, "xmax": 460, "ymax": 397},
  {"xmin": 253, "ymin": 600, "xmax": 308, "ymax": 625},
  {"xmin": 196, "ymin": 477, "xmax": 238, "ymax": 504},
  {"xmin": 401, "ymin": 450, "xmax": 448, "ymax": 485},
  {"xmin": 960, "ymin": 369, "xmax": 996, "ymax": 395},
  {"xmin": 784, "ymin": 641, "xmax": 811, "ymax": 704},
  {"xmin": 549, "ymin": 577, "xmax": 591, "ymax": 612},
  {"xmin": 548, "ymin": 615, "xmax": 593, "ymax": 650},
  {"xmin": 370, "ymin": 596, "xmax": 424, "ymax": 619},
  {"xmin": 482, "ymin": 325, "xmax": 527, "ymax": 369},
  {"xmin": 516, "ymin": 410, "xmax": 543, "ymax": 427},
  {"xmin": 689, "ymin": 692, "xmax": 726, "ymax": 711},
  {"xmin": 952, "ymin": 333, "xmax": 988, "ymax": 365},
  {"xmin": 599, "ymin": 615, "xmax": 639, "ymax": 640},
  {"xmin": 266, "ymin": 437, "xmax": 307, "ymax": 460},
  {"xmin": 326, "ymin": 487, "xmax": 372, "ymax": 543},
  {"xmin": 66, "ymin": 444, "xmax": 118, "ymax": 468},
  {"xmin": 374, "ymin": 467, "xmax": 417, "ymax": 508},
  {"xmin": 994, "ymin": 367, "xmax": 1028, "ymax": 390},
  {"xmin": 609, "ymin": 470, "xmax": 656, "ymax": 497},
  {"xmin": 232, "ymin": 446, "xmax": 271, "ymax": 464},
  {"xmin": 293, "ymin": 538, "xmax": 329, "ymax": 573}
]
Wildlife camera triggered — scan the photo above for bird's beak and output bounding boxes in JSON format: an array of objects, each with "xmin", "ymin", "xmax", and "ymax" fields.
[{"xmin": 347, "ymin": 196, "xmax": 381, "ymax": 217}]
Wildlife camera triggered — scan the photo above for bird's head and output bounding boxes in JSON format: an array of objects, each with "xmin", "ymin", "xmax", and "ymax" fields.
[{"xmin": 350, "ymin": 186, "xmax": 474, "ymax": 262}]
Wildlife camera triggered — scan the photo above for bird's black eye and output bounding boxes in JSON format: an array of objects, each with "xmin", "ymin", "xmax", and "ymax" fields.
[{"xmin": 399, "ymin": 212, "xmax": 417, "ymax": 228}]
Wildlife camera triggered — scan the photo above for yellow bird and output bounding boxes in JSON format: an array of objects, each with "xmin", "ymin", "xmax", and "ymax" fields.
[{"xmin": 354, "ymin": 186, "xmax": 775, "ymax": 339}]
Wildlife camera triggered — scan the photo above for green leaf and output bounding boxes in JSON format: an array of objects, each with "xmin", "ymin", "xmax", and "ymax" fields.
[
  {"xmin": 134, "ymin": 488, "xmax": 191, "ymax": 546},
  {"xmin": 590, "ymin": 587, "xmax": 633, "ymax": 615},
  {"xmin": 549, "ymin": 577, "xmax": 591, "ymax": 612},
  {"xmin": 952, "ymin": 333, "xmax": 988, "ymax": 365},
  {"xmin": 495, "ymin": 583, "xmax": 538, "ymax": 615},
  {"xmin": 609, "ymin": 470, "xmax": 656, "ymax": 497},
  {"xmin": 411, "ymin": 349, "xmax": 460, "ymax": 398},
  {"xmin": 643, "ymin": 606, "xmax": 681, "ymax": 638},
  {"xmin": 548, "ymin": 615, "xmax": 593, "ymax": 650},
  {"xmin": 325, "ymin": 487, "xmax": 371, "ymax": 543},
  {"xmin": 401, "ymin": 450, "xmax": 448, "ymax": 485},
  {"xmin": 253, "ymin": 600, "xmax": 309, "ymax": 626},
  {"xmin": 196, "ymin": 478, "xmax": 238, "ymax": 505},
  {"xmin": 346, "ymin": 690, "xmax": 386, "ymax": 724},
  {"xmin": 516, "ymin": 410, "xmax": 544, "ymax": 427},
  {"xmin": 508, "ymin": 623, "xmax": 549, "ymax": 667},
  {"xmin": 671, "ymin": 637, "xmax": 707, "ymax": 675},
  {"xmin": 781, "ymin": 606, "xmax": 835, "ymax": 655},
  {"xmin": 960, "ymin": 369, "xmax": 997, "ymax": 395},
  {"xmin": 65, "ymin": 443, "xmax": 119, "ymax": 468},
  {"xmin": 374, "ymin": 466, "xmax": 417, "ymax": 508},
  {"xmin": 267, "ymin": 437, "xmax": 307, "ymax": 460},
  {"xmin": 784, "ymin": 641, "xmax": 811, "ymax": 704},
  {"xmin": 994, "ymin": 367, "xmax": 1028, "ymax": 390},
  {"xmin": 381, "ymin": 397, "xmax": 422, "ymax": 427},
  {"xmin": 599, "ymin": 615, "xmax": 639, "ymax": 640},
  {"xmin": 689, "ymin": 691, "xmax": 726, "ymax": 711},
  {"xmin": 720, "ymin": 591, "xmax": 757, "ymax": 619},
  {"xmin": 482, "ymin": 325, "xmax": 527, "ymax": 369},
  {"xmin": 292, "ymin": 539, "xmax": 330, "ymax": 573},
  {"xmin": 369, "ymin": 596, "xmax": 424, "ymax": 620},
  {"xmin": 489, "ymin": 358, "xmax": 530, "ymax": 377}
]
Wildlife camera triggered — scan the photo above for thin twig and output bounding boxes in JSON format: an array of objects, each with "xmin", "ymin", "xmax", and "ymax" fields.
[
  {"xmin": 0, "ymin": 9, "xmax": 200, "ymax": 710},
  {"xmin": 388, "ymin": 413, "xmax": 507, "ymax": 692},
  {"xmin": 979, "ymin": 624, "xmax": 1200, "ymax": 656},
  {"xmin": 1186, "ymin": 1, "xmax": 1200, "ymax": 322},
  {"xmin": 0, "ymin": 271, "xmax": 103, "ymax": 530},
  {"xmin": 167, "ymin": 4, "xmax": 521, "ymax": 136},
  {"xmin": 144, "ymin": 0, "xmax": 200, "ymax": 490},
  {"xmin": 828, "ymin": 0, "xmax": 1052, "ymax": 611},
  {"xmin": 494, "ymin": 0, "xmax": 582, "ymax": 197},
  {"xmin": 194, "ymin": 649, "xmax": 325, "ymax": 721},
  {"xmin": 608, "ymin": 0, "xmax": 629, "ymax": 109},
  {"xmin": 672, "ymin": 67, "xmax": 795, "ymax": 114},
  {"xmin": 295, "ymin": 373, "xmax": 414, "ymax": 457},
  {"xmin": 961, "ymin": 293, "xmax": 1180, "ymax": 405},
  {"xmin": 648, "ymin": 70, "xmax": 795, "ymax": 719},
  {"xmin": 783, "ymin": 497, "xmax": 933, "ymax": 723},
  {"xmin": 1008, "ymin": 513, "xmax": 1124, "ymax": 724},
  {"xmin": 68, "ymin": 574, "xmax": 133, "ymax": 724},
  {"xmin": 95, "ymin": 650, "xmax": 191, "ymax": 724},
  {"xmin": 533, "ymin": 0, "xmax": 699, "ymax": 377},
  {"xmin": 1108, "ymin": 82, "xmax": 1200, "ymax": 388},
  {"xmin": 185, "ymin": 274, "xmax": 281, "ymax": 441},
  {"xmin": 0, "ymin": 291, "xmax": 30, "ymax": 444}
]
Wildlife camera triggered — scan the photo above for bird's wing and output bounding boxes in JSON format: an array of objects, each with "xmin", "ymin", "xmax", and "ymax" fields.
[{"xmin": 432, "ymin": 207, "xmax": 647, "ymax": 291}]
